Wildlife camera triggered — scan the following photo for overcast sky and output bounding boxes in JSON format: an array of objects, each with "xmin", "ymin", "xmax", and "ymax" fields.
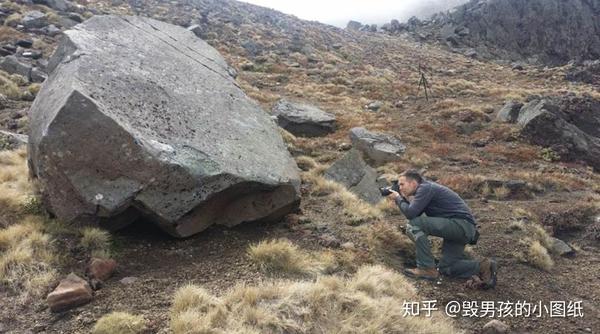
[{"xmin": 240, "ymin": 0, "xmax": 468, "ymax": 27}]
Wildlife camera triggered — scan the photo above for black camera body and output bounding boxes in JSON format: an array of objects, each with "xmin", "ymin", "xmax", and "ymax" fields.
[{"xmin": 379, "ymin": 180, "xmax": 400, "ymax": 196}]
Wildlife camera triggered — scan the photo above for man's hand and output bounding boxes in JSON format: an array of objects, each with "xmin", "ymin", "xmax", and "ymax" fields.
[{"xmin": 388, "ymin": 190, "xmax": 401, "ymax": 200}]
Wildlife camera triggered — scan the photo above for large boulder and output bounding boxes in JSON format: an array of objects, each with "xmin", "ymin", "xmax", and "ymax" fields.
[
  {"xmin": 500, "ymin": 95, "xmax": 600, "ymax": 171},
  {"xmin": 349, "ymin": 127, "xmax": 406, "ymax": 165},
  {"xmin": 271, "ymin": 99, "xmax": 336, "ymax": 137},
  {"xmin": 516, "ymin": 98, "xmax": 600, "ymax": 171},
  {"xmin": 496, "ymin": 100, "xmax": 523, "ymax": 123},
  {"xmin": 324, "ymin": 149, "xmax": 383, "ymax": 204},
  {"xmin": 28, "ymin": 15, "xmax": 301, "ymax": 238}
]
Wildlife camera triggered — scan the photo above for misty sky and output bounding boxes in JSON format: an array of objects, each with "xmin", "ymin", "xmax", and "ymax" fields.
[{"xmin": 241, "ymin": 0, "xmax": 468, "ymax": 27}]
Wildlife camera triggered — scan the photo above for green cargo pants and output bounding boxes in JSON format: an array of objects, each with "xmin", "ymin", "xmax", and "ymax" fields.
[{"xmin": 407, "ymin": 215, "xmax": 480, "ymax": 278}]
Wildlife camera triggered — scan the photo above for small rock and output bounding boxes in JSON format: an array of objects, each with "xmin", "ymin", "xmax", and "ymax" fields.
[
  {"xmin": 67, "ymin": 13, "xmax": 83, "ymax": 23},
  {"xmin": 366, "ymin": 100, "xmax": 383, "ymax": 111},
  {"xmin": 349, "ymin": 127, "xmax": 406, "ymax": 164},
  {"xmin": 393, "ymin": 100, "xmax": 404, "ymax": 108},
  {"xmin": 482, "ymin": 319, "xmax": 509, "ymax": 334},
  {"xmin": 21, "ymin": 11, "xmax": 48, "ymax": 29},
  {"xmin": 22, "ymin": 51, "xmax": 42, "ymax": 59},
  {"xmin": 119, "ymin": 276, "xmax": 138, "ymax": 285},
  {"xmin": 318, "ymin": 234, "xmax": 341, "ymax": 248},
  {"xmin": 341, "ymin": 242, "xmax": 355, "ymax": 249},
  {"xmin": 46, "ymin": 273, "xmax": 93, "ymax": 312},
  {"xmin": 0, "ymin": 55, "xmax": 32, "ymax": 79},
  {"xmin": 511, "ymin": 62, "xmax": 525, "ymax": 71},
  {"xmin": 187, "ymin": 24, "xmax": 203, "ymax": 37},
  {"xmin": 30, "ymin": 67, "xmax": 47, "ymax": 83},
  {"xmin": 338, "ymin": 142, "xmax": 352, "ymax": 151},
  {"xmin": 272, "ymin": 99, "xmax": 336, "ymax": 137},
  {"xmin": 16, "ymin": 40, "xmax": 33, "ymax": 48},
  {"xmin": 496, "ymin": 100, "xmax": 523, "ymax": 123},
  {"xmin": 549, "ymin": 237, "xmax": 575, "ymax": 257},
  {"xmin": 86, "ymin": 257, "xmax": 117, "ymax": 281},
  {"xmin": 42, "ymin": 24, "xmax": 62, "ymax": 37}
]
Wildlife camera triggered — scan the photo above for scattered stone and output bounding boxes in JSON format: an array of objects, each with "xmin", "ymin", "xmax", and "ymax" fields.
[
  {"xmin": 549, "ymin": 237, "xmax": 575, "ymax": 257},
  {"xmin": 42, "ymin": 24, "xmax": 62, "ymax": 37},
  {"xmin": 28, "ymin": 15, "xmax": 300, "ymax": 238},
  {"xmin": 37, "ymin": 0, "xmax": 75, "ymax": 12},
  {"xmin": 318, "ymin": 234, "xmax": 341, "ymax": 248},
  {"xmin": 324, "ymin": 149, "xmax": 383, "ymax": 204},
  {"xmin": 187, "ymin": 24, "xmax": 203, "ymax": 37},
  {"xmin": 566, "ymin": 60, "xmax": 600, "ymax": 85},
  {"xmin": 365, "ymin": 100, "xmax": 383, "ymax": 112},
  {"xmin": 272, "ymin": 99, "xmax": 336, "ymax": 137},
  {"xmin": 346, "ymin": 20, "xmax": 363, "ymax": 31},
  {"xmin": 464, "ymin": 49, "xmax": 478, "ymax": 58},
  {"xmin": 16, "ymin": 39, "xmax": 33, "ymax": 48},
  {"xmin": 338, "ymin": 142, "xmax": 352, "ymax": 151},
  {"xmin": 21, "ymin": 11, "xmax": 48, "ymax": 29},
  {"xmin": 86, "ymin": 258, "xmax": 117, "ymax": 281},
  {"xmin": 46, "ymin": 273, "xmax": 93, "ymax": 312},
  {"xmin": 22, "ymin": 50, "xmax": 42, "ymax": 59},
  {"xmin": 0, "ymin": 47, "xmax": 13, "ymax": 57},
  {"xmin": 30, "ymin": 67, "xmax": 47, "ymax": 83},
  {"xmin": 66, "ymin": 12, "xmax": 83, "ymax": 23},
  {"xmin": 341, "ymin": 242, "xmax": 355, "ymax": 250},
  {"xmin": 119, "ymin": 276, "xmax": 138, "ymax": 285},
  {"xmin": 0, "ymin": 55, "xmax": 32, "ymax": 79},
  {"xmin": 496, "ymin": 100, "xmax": 523, "ymax": 123},
  {"xmin": 482, "ymin": 319, "xmax": 509, "ymax": 334},
  {"xmin": 349, "ymin": 127, "xmax": 406, "ymax": 165},
  {"xmin": 511, "ymin": 62, "xmax": 525, "ymax": 71},
  {"xmin": 0, "ymin": 130, "xmax": 28, "ymax": 148}
]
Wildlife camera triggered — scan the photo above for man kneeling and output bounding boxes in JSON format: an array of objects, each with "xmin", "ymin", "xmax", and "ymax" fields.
[{"xmin": 388, "ymin": 169, "xmax": 497, "ymax": 289}]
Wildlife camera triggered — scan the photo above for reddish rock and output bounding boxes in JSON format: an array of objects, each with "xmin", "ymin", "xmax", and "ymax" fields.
[
  {"xmin": 86, "ymin": 258, "xmax": 117, "ymax": 281},
  {"xmin": 47, "ymin": 273, "xmax": 92, "ymax": 312}
]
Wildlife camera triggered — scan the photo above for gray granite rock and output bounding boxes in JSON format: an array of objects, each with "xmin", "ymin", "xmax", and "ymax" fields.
[{"xmin": 28, "ymin": 15, "xmax": 301, "ymax": 237}]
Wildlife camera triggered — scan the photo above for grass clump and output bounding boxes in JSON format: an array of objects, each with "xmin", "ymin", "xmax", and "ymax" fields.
[
  {"xmin": 247, "ymin": 238, "xmax": 313, "ymax": 275},
  {"xmin": 0, "ymin": 148, "xmax": 34, "ymax": 217},
  {"xmin": 80, "ymin": 227, "xmax": 111, "ymax": 258},
  {"xmin": 92, "ymin": 312, "xmax": 146, "ymax": 334},
  {"xmin": 0, "ymin": 71, "xmax": 20, "ymax": 99},
  {"xmin": 0, "ymin": 215, "xmax": 58, "ymax": 302},
  {"xmin": 526, "ymin": 240, "xmax": 554, "ymax": 271},
  {"xmin": 170, "ymin": 265, "xmax": 459, "ymax": 334}
]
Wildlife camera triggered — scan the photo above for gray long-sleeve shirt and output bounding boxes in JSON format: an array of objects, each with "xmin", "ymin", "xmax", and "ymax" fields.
[{"xmin": 395, "ymin": 180, "xmax": 475, "ymax": 225}]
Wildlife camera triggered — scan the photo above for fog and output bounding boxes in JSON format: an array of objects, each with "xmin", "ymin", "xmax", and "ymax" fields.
[{"xmin": 241, "ymin": 0, "xmax": 469, "ymax": 27}]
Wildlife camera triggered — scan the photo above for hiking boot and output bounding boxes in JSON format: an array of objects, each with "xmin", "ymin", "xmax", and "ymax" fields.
[
  {"xmin": 478, "ymin": 258, "xmax": 497, "ymax": 290},
  {"xmin": 403, "ymin": 267, "xmax": 439, "ymax": 281}
]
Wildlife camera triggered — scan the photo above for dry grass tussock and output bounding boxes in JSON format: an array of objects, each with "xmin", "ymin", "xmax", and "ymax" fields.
[
  {"xmin": 301, "ymin": 167, "xmax": 383, "ymax": 225},
  {"xmin": 510, "ymin": 221, "xmax": 554, "ymax": 271},
  {"xmin": 364, "ymin": 221, "xmax": 415, "ymax": 267},
  {"xmin": 0, "ymin": 148, "xmax": 33, "ymax": 217},
  {"xmin": 0, "ymin": 215, "xmax": 58, "ymax": 302},
  {"xmin": 247, "ymin": 238, "xmax": 338, "ymax": 276},
  {"xmin": 0, "ymin": 148, "xmax": 59, "ymax": 302},
  {"xmin": 170, "ymin": 265, "xmax": 460, "ymax": 334},
  {"xmin": 92, "ymin": 312, "xmax": 147, "ymax": 334},
  {"xmin": 80, "ymin": 227, "xmax": 112, "ymax": 259}
]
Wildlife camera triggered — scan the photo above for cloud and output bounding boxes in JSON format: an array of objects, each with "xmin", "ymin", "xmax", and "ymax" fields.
[{"xmin": 240, "ymin": 0, "xmax": 468, "ymax": 27}]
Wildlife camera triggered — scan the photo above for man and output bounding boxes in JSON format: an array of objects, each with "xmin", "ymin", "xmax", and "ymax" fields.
[{"xmin": 388, "ymin": 169, "xmax": 497, "ymax": 289}]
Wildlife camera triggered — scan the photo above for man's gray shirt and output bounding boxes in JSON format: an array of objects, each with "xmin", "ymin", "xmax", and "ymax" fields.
[{"xmin": 395, "ymin": 180, "xmax": 476, "ymax": 225}]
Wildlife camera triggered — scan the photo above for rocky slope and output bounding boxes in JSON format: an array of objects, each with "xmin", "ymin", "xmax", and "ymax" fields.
[{"xmin": 376, "ymin": 0, "xmax": 600, "ymax": 66}]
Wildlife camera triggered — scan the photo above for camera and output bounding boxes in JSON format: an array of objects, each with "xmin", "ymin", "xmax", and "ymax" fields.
[{"xmin": 379, "ymin": 180, "xmax": 400, "ymax": 196}]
